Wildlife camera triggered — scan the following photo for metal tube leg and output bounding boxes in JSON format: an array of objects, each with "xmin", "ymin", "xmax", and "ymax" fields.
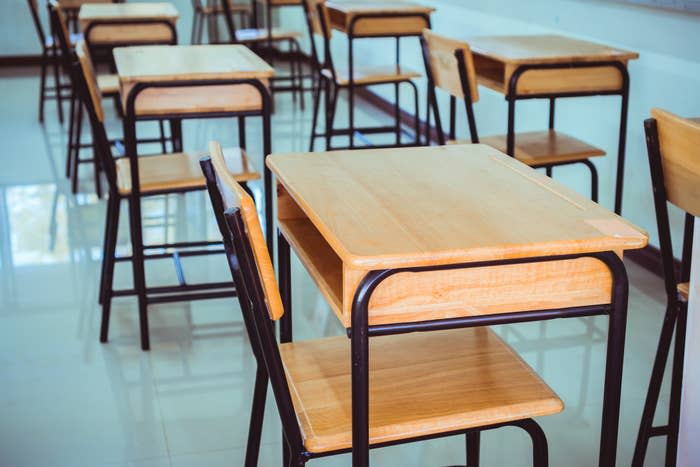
[
  {"xmin": 394, "ymin": 81, "xmax": 400, "ymax": 146},
  {"xmin": 598, "ymin": 252, "xmax": 629, "ymax": 467},
  {"xmin": 308, "ymin": 77, "xmax": 321, "ymax": 152},
  {"xmin": 159, "ymin": 120, "xmax": 167, "ymax": 153},
  {"xmin": 324, "ymin": 78, "xmax": 332, "ymax": 150},
  {"xmin": 278, "ymin": 231, "xmax": 292, "ymax": 342},
  {"xmin": 99, "ymin": 195, "xmax": 120, "ymax": 342},
  {"xmin": 262, "ymin": 98, "xmax": 273, "ymax": 258},
  {"xmin": 128, "ymin": 196, "xmax": 150, "ymax": 350},
  {"xmin": 632, "ymin": 303, "xmax": 679, "ymax": 467},
  {"xmin": 66, "ymin": 91, "xmax": 76, "ymax": 177},
  {"xmin": 244, "ymin": 366, "xmax": 268, "ymax": 467},
  {"xmin": 71, "ymin": 101, "xmax": 84, "ymax": 194},
  {"xmin": 466, "ymin": 431, "xmax": 480, "ymax": 467},
  {"xmin": 351, "ymin": 275, "xmax": 372, "ymax": 467},
  {"xmin": 614, "ymin": 75, "xmax": 630, "ymax": 215},
  {"xmin": 51, "ymin": 46, "xmax": 64, "ymax": 124},
  {"xmin": 238, "ymin": 116, "xmax": 247, "ymax": 150},
  {"xmin": 665, "ymin": 303, "xmax": 687, "ymax": 467},
  {"xmin": 583, "ymin": 159, "xmax": 599, "ymax": 203},
  {"xmin": 512, "ymin": 419, "xmax": 549, "ymax": 467},
  {"xmin": 39, "ymin": 48, "xmax": 48, "ymax": 123}
]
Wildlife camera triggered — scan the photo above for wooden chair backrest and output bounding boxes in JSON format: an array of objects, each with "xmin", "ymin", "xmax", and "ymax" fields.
[
  {"xmin": 75, "ymin": 39, "xmax": 105, "ymax": 122},
  {"xmin": 422, "ymin": 29, "xmax": 479, "ymax": 102},
  {"xmin": 208, "ymin": 141, "xmax": 284, "ymax": 321},
  {"xmin": 651, "ymin": 108, "xmax": 700, "ymax": 217},
  {"xmin": 301, "ymin": 0, "xmax": 332, "ymax": 39}
]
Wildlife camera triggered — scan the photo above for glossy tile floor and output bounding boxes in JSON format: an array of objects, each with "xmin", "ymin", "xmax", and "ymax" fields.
[{"xmin": 0, "ymin": 65, "xmax": 672, "ymax": 467}]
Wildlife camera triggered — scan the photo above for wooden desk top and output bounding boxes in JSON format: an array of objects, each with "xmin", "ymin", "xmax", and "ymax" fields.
[
  {"xmin": 62, "ymin": 0, "xmax": 112, "ymax": 10},
  {"xmin": 79, "ymin": 3, "xmax": 179, "ymax": 22},
  {"xmin": 267, "ymin": 144, "xmax": 646, "ymax": 270},
  {"xmin": 468, "ymin": 35, "xmax": 639, "ymax": 65},
  {"xmin": 114, "ymin": 45, "xmax": 274, "ymax": 84},
  {"xmin": 326, "ymin": 0, "xmax": 434, "ymax": 15}
]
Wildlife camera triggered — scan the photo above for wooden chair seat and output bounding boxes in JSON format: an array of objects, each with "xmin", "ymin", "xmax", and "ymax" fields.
[
  {"xmin": 281, "ymin": 326, "xmax": 564, "ymax": 453},
  {"xmin": 115, "ymin": 146, "xmax": 259, "ymax": 195},
  {"xmin": 96, "ymin": 73, "xmax": 119, "ymax": 95},
  {"xmin": 678, "ymin": 282, "xmax": 689, "ymax": 301},
  {"xmin": 201, "ymin": 3, "xmax": 251, "ymax": 14},
  {"xmin": 234, "ymin": 28, "xmax": 301, "ymax": 43},
  {"xmin": 122, "ymin": 84, "xmax": 265, "ymax": 117},
  {"xmin": 322, "ymin": 65, "xmax": 420, "ymax": 86},
  {"xmin": 475, "ymin": 130, "xmax": 605, "ymax": 166}
]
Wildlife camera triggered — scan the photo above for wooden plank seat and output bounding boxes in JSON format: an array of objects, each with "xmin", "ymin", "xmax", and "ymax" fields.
[
  {"xmin": 201, "ymin": 2, "xmax": 251, "ymax": 14},
  {"xmin": 282, "ymin": 327, "xmax": 564, "ymax": 453},
  {"xmin": 96, "ymin": 73, "xmax": 119, "ymax": 95},
  {"xmin": 234, "ymin": 27, "xmax": 301, "ymax": 42},
  {"xmin": 115, "ymin": 146, "xmax": 258, "ymax": 195},
  {"xmin": 321, "ymin": 65, "xmax": 420, "ymax": 86},
  {"xmin": 678, "ymin": 282, "xmax": 690, "ymax": 301},
  {"xmin": 473, "ymin": 130, "xmax": 606, "ymax": 166}
]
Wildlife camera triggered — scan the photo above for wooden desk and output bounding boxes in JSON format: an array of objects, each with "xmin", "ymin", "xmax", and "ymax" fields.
[
  {"xmin": 268, "ymin": 143, "xmax": 647, "ymax": 467},
  {"xmin": 79, "ymin": 2, "xmax": 179, "ymax": 46},
  {"xmin": 326, "ymin": 0, "xmax": 434, "ymax": 37},
  {"xmin": 114, "ymin": 44, "xmax": 276, "ymax": 292},
  {"xmin": 468, "ymin": 34, "xmax": 638, "ymax": 215}
]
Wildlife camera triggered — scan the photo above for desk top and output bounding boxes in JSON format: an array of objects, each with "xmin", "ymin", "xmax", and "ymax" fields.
[
  {"xmin": 79, "ymin": 3, "xmax": 179, "ymax": 21},
  {"xmin": 468, "ymin": 34, "xmax": 639, "ymax": 65},
  {"xmin": 326, "ymin": 0, "xmax": 434, "ymax": 15},
  {"xmin": 62, "ymin": 0, "xmax": 112, "ymax": 10},
  {"xmin": 267, "ymin": 144, "xmax": 647, "ymax": 270},
  {"xmin": 114, "ymin": 45, "xmax": 274, "ymax": 84}
]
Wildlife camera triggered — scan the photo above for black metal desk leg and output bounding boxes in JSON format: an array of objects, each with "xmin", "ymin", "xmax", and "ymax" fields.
[
  {"xmin": 598, "ymin": 251, "xmax": 629, "ymax": 467},
  {"xmin": 614, "ymin": 69, "xmax": 630, "ymax": 215},
  {"xmin": 262, "ymin": 96, "xmax": 273, "ymax": 259},
  {"xmin": 278, "ymin": 231, "xmax": 292, "ymax": 343}
]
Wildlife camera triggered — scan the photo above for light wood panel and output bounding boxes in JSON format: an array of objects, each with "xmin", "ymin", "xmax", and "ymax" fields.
[
  {"xmin": 280, "ymin": 327, "xmax": 563, "ymax": 453},
  {"xmin": 60, "ymin": 0, "xmax": 111, "ymax": 9},
  {"xmin": 269, "ymin": 144, "xmax": 647, "ymax": 327},
  {"xmin": 422, "ymin": 29, "xmax": 478, "ymax": 102},
  {"xmin": 326, "ymin": 1, "xmax": 433, "ymax": 37},
  {"xmin": 651, "ymin": 108, "xmax": 700, "ymax": 218},
  {"xmin": 96, "ymin": 73, "xmax": 119, "ymax": 94},
  {"xmin": 79, "ymin": 3, "xmax": 178, "ymax": 45},
  {"xmin": 208, "ymin": 142, "xmax": 284, "ymax": 321},
  {"xmin": 478, "ymin": 130, "xmax": 606, "ymax": 166},
  {"xmin": 115, "ymin": 146, "xmax": 258, "ymax": 195},
  {"xmin": 75, "ymin": 39, "xmax": 105, "ymax": 122},
  {"xmin": 468, "ymin": 35, "xmax": 638, "ymax": 96},
  {"xmin": 234, "ymin": 28, "xmax": 301, "ymax": 42},
  {"xmin": 321, "ymin": 65, "xmax": 420, "ymax": 85}
]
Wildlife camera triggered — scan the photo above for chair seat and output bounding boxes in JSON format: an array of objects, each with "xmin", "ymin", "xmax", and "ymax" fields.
[
  {"xmin": 115, "ymin": 147, "xmax": 259, "ymax": 195},
  {"xmin": 201, "ymin": 3, "xmax": 251, "ymax": 14},
  {"xmin": 322, "ymin": 65, "xmax": 421, "ymax": 86},
  {"xmin": 234, "ymin": 28, "xmax": 301, "ymax": 42},
  {"xmin": 96, "ymin": 73, "xmax": 119, "ymax": 95},
  {"xmin": 476, "ymin": 130, "xmax": 606, "ymax": 166},
  {"xmin": 46, "ymin": 32, "xmax": 83, "ymax": 48},
  {"xmin": 280, "ymin": 327, "xmax": 563, "ymax": 453},
  {"xmin": 678, "ymin": 282, "xmax": 689, "ymax": 301}
]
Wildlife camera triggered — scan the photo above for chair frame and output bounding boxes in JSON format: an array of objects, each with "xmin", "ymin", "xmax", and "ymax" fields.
[
  {"xmin": 200, "ymin": 154, "xmax": 557, "ymax": 467},
  {"xmin": 28, "ymin": 0, "xmax": 70, "ymax": 123},
  {"xmin": 303, "ymin": 0, "xmax": 423, "ymax": 151},
  {"xmin": 221, "ymin": 0, "xmax": 306, "ymax": 110},
  {"xmin": 191, "ymin": 0, "xmax": 250, "ymax": 45},
  {"xmin": 631, "ymin": 116, "xmax": 695, "ymax": 467},
  {"xmin": 420, "ymin": 34, "xmax": 604, "ymax": 202}
]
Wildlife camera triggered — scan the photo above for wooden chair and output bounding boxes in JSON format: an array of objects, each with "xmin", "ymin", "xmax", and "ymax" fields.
[
  {"xmin": 27, "ymin": 0, "xmax": 80, "ymax": 123},
  {"xmin": 71, "ymin": 51, "xmax": 261, "ymax": 351},
  {"xmin": 200, "ymin": 141, "xmax": 563, "ymax": 467},
  {"xmin": 632, "ymin": 108, "xmax": 700, "ymax": 467},
  {"xmin": 220, "ymin": 0, "xmax": 305, "ymax": 109},
  {"xmin": 302, "ymin": 0, "xmax": 421, "ymax": 150},
  {"xmin": 421, "ymin": 29, "xmax": 604, "ymax": 201},
  {"xmin": 191, "ymin": 0, "xmax": 251, "ymax": 44}
]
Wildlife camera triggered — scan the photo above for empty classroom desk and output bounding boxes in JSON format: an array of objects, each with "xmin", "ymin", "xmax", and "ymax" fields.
[
  {"xmin": 468, "ymin": 34, "xmax": 638, "ymax": 214},
  {"xmin": 267, "ymin": 143, "xmax": 647, "ymax": 467}
]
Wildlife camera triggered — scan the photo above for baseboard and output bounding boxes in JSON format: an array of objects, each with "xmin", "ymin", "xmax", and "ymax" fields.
[
  {"xmin": 0, "ymin": 54, "xmax": 43, "ymax": 67},
  {"xmin": 356, "ymin": 86, "xmax": 678, "ymax": 279}
]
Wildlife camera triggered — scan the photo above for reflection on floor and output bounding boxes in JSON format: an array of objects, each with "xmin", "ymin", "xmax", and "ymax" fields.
[{"xmin": 0, "ymin": 66, "xmax": 670, "ymax": 467}]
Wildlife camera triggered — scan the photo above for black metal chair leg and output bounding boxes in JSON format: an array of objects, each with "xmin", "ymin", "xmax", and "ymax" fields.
[
  {"xmin": 128, "ymin": 196, "xmax": 150, "ymax": 350},
  {"xmin": 324, "ymin": 78, "xmax": 332, "ymax": 150},
  {"xmin": 99, "ymin": 195, "xmax": 120, "ymax": 342},
  {"xmin": 632, "ymin": 303, "xmax": 679, "ymax": 466},
  {"xmin": 581, "ymin": 159, "xmax": 599, "ymax": 203},
  {"xmin": 159, "ymin": 120, "xmax": 167, "ymax": 153},
  {"xmin": 71, "ymin": 102, "xmax": 84, "ymax": 194},
  {"xmin": 39, "ymin": 47, "xmax": 48, "ymax": 123},
  {"xmin": 665, "ymin": 302, "xmax": 687, "ymax": 467},
  {"xmin": 244, "ymin": 366, "xmax": 268, "ymax": 467},
  {"xmin": 66, "ymin": 91, "xmax": 76, "ymax": 177},
  {"xmin": 51, "ymin": 45, "xmax": 64, "ymax": 124},
  {"xmin": 466, "ymin": 431, "xmax": 480, "ymax": 467},
  {"xmin": 191, "ymin": 12, "xmax": 198, "ymax": 44},
  {"xmin": 308, "ymin": 78, "xmax": 321, "ymax": 152}
]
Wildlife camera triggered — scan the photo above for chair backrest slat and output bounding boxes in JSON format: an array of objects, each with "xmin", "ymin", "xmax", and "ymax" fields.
[
  {"xmin": 301, "ymin": 0, "xmax": 331, "ymax": 39},
  {"xmin": 208, "ymin": 142, "xmax": 285, "ymax": 321},
  {"xmin": 75, "ymin": 40, "xmax": 105, "ymax": 122},
  {"xmin": 422, "ymin": 29, "xmax": 478, "ymax": 102},
  {"xmin": 651, "ymin": 108, "xmax": 700, "ymax": 217}
]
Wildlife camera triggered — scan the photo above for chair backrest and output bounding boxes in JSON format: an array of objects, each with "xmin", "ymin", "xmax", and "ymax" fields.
[
  {"xmin": 421, "ymin": 29, "xmax": 480, "ymax": 145},
  {"xmin": 47, "ymin": 0, "xmax": 74, "ymax": 74},
  {"xmin": 421, "ymin": 29, "xmax": 478, "ymax": 102},
  {"xmin": 27, "ymin": 0, "xmax": 47, "ymax": 45},
  {"xmin": 75, "ymin": 40, "xmax": 105, "ymax": 122},
  {"xmin": 207, "ymin": 142, "xmax": 284, "ymax": 321},
  {"xmin": 301, "ymin": 0, "xmax": 331, "ymax": 39},
  {"xmin": 200, "ymin": 141, "xmax": 303, "ymax": 453},
  {"xmin": 645, "ymin": 108, "xmax": 699, "ymax": 302},
  {"xmin": 650, "ymin": 108, "xmax": 700, "ymax": 217},
  {"xmin": 220, "ymin": 0, "xmax": 239, "ymax": 40}
]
